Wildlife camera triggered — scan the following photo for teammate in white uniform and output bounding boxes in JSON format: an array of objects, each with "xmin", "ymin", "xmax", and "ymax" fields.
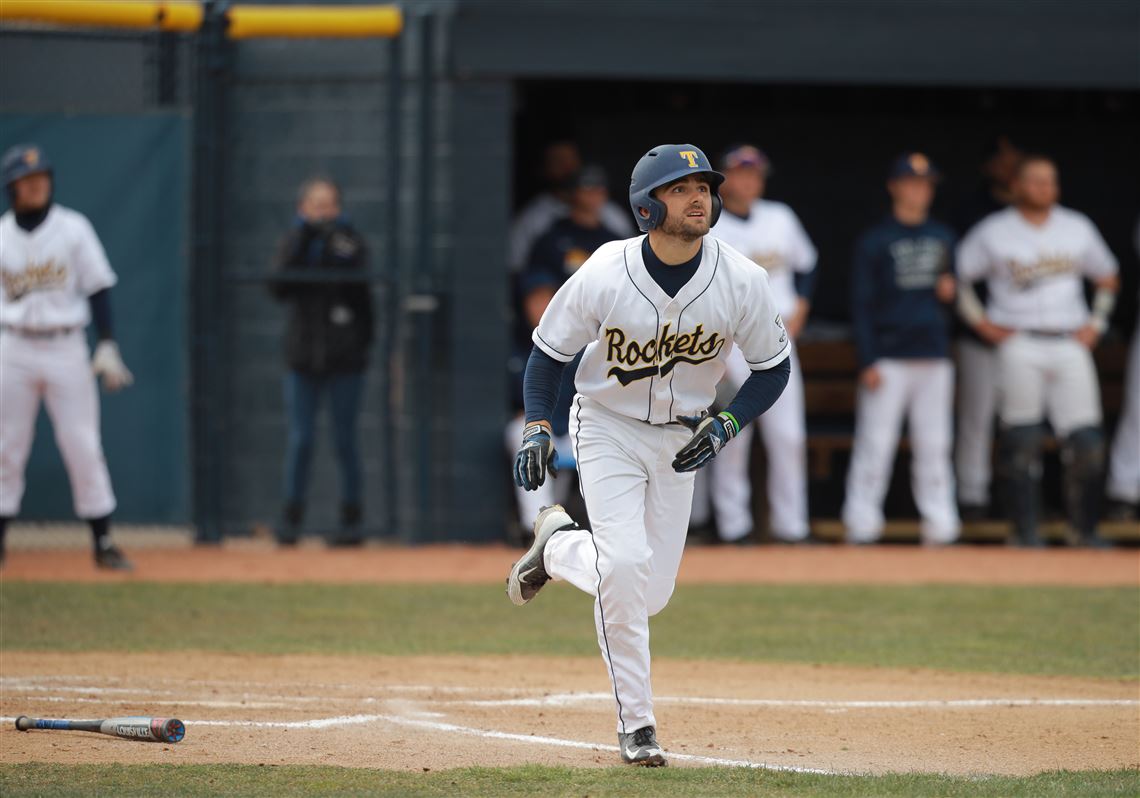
[
  {"xmin": 0, "ymin": 144, "xmax": 134, "ymax": 569},
  {"xmin": 956, "ymin": 155, "xmax": 1119, "ymax": 546},
  {"xmin": 506, "ymin": 145, "xmax": 790, "ymax": 766},
  {"xmin": 699, "ymin": 144, "xmax": 817, "ymax": 543},
  {"xmin": 1104, "ymin": 217, "xmax": 1139, "ymax": 521},
  {"xmin": 843, "ymin": 153, "xmax": 960, "ymax": 545}
]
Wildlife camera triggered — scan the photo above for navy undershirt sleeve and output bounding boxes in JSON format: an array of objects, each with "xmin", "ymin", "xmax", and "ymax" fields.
[
  {"xmin": 88, "ymin": 288, "xmax": 114, "ymax": 340},
  {"xmin": 722, "ymin": 358, "xmax": 791, "ymax": 430},
  {"xmin": 523, "ymin": 344, "xmax": 568, "ymax": 425},
  {"xmin": 793, "ymin": 269, "xmax": 818, "ymax": 301}
]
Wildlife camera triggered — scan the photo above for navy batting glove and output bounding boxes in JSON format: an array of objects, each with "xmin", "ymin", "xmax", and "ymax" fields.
[
  {"xmin": 514, "ymin": 422, "xmax": 559, "ymax": 490},
  {"xmin": 672, "ymin": 412, "xmax": 738, "ymax": 473}
]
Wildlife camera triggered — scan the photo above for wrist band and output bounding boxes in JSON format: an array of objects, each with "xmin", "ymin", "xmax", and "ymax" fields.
[{"xmin": 717, "ymin": 411, "xmax": 739, "ymax": 440}]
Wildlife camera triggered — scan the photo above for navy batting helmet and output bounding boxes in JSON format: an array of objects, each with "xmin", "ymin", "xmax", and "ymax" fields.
[
  {"xmin": 2, "ymin": 144, "xmax": 53, "ymax": 187},
  {"xmin": 628, "ymin": 144, "xmax": 724, "ymax": 233}
]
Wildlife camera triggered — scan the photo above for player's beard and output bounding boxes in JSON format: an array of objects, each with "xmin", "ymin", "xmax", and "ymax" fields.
[{"xmin": 660, "ymin": 212, "xmax": 710, "ymax": 242}]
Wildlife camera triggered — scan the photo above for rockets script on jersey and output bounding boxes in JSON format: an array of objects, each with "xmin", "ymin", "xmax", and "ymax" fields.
[
  {"xmin": 604, "ymin": 323, "xmax": 726, "ymax": 385},
  {"xmin": 1, "ymin": 261, "xmax": 69, "ymax": 301}
]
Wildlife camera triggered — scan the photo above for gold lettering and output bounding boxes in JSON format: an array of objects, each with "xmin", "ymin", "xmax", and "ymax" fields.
[{"xmin": 678, "ymin": 150, "xmax": 699, "ymax": 168}]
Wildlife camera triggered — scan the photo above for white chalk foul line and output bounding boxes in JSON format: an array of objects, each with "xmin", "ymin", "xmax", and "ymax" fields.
[{"xmin": 175, "ymin": 713, "xmax": 836, "ymax": 774}]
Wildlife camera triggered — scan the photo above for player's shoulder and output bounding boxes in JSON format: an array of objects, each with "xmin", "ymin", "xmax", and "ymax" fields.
[
  {"xmin": 1051, "ymin": 204, "xmax": 1098, "ymax": 231},
  {"xmin": 754, "ymin": 198, "xmax": 796, "ymax": 220},
  {"xmin": 709, "ymin": 236, "xmax": 771, "ymax": 283},
  {"xmin": 48, "ymin": 204, "xmax": 95, "ymax": 232},
  {"xmin": 924, "ymin": 218, "xmax": 957, "ymax": 242},
  {"xmin": 973, "ymin": 206, "xmax": 1018, "ymax": 234}
]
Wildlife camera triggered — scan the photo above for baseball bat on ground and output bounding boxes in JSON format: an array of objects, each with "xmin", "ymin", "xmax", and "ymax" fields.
[{"xmin": 14, "ymin": 715, "xmax": 185, "ymax": 743}]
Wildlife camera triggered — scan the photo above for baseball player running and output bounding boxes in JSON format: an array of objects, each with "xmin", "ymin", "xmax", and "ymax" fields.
[
  {"xmin": 843, "ymin": 153, "xmax": 959, "ymax": 545},
  {"xmin": 506, "ymin": 144, "xmax": 790, "ymax": 766},
  {"xmin": 0, "ymin": 144, "xmax": 133, "ymax": 569},
  {"xmin": 701, "ymin": 144, "xmax": 817, "ymax": 543},
  {"xmin": 956, "ymin": 155, "xmax": 1119, "ymax": 546}
]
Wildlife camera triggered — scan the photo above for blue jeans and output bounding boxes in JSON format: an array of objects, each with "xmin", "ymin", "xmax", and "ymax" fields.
[{"xmin": 284, "ymin": 371, "xmax": 365, "ymax": 506}]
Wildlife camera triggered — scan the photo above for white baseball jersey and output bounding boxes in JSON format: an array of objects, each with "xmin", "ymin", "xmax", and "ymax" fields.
[
  {"xmin": 533, "ymin": 235, "xmax": 790, "ymax": 425},
  {"xmin": 710, "ymin": 200, "xmax": 817, "ymax": 318},
  {"xmin": 956, "ymin": 206, "xmax": 1117, "ymax": 331},
  {"xmin": 0, "ymin": 205, "xmax": 117, "ymax": 329}
]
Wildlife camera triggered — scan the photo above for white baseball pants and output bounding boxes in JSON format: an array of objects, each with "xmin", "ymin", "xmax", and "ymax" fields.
[
  {"xmin": 692, "ymin": 344, "xmax": 808, "ymax": 542},
  {"xmin": 0, "ymin": 331, "xmax": 116, "ymax": 518},
  {"xmin": 996, "ymin": 334, "xmax": 1101, "ymax": 434},
  {"xmin": 954, "ymin": 338, "xmax": 999, "ymax": 507},
  {"xmin": 843, "ymin": 359, "xmax": 959, "ymax": 544},
  {"xmin": 505, "ymin": 414, "xmax": 572, "ymax": 528},
  {"xmin": 1107, "ymin": 324, "xmax": 1140, "ymax": 503},
  {"xmin": 544, "ymin": 394, "xmax": 695, "ymax": 733}
]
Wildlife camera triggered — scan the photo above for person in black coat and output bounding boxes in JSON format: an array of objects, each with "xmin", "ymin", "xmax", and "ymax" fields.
[{"xmin": 269, "ymin": 177, "xmax": 373, "ymax": 545}]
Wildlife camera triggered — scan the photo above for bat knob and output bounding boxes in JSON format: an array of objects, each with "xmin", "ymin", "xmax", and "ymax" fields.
[
  {"xmin": 156, "ymin": 718, "xmax": 185, "ymax": 743},
  {"xmin": 15, "ymin": 716, "xmax": 31, "ymax": 732}
]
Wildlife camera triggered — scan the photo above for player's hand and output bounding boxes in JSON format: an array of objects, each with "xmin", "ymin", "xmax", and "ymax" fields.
[
  {"xmin": 860, "ymin": 365, "xmax": 882, "ymax": 392},
  {"xmin": 92, "ymin": 340, "xmax": 134, "ymax": 392},
  {"xmin": 975, "ymin": 319, "xmax": 1015, "ymax": 346},
  {"xmin": 1073, "ymin": 324, "xmax": 1100, "ymax": 350},
  {"xmin": 935, "ymin": 273, "xmax": 957, "ymax": 304},
  {"xmin": 514, "ymin": 422, "xmax": 558, "ymax": 491},
  {"xmin": 672, "ymin": 413, "xmax": 737, "ymax": 473},
  {"xmin": 786, "ymin": 297, "xmax": 810, "ymax": 340}
]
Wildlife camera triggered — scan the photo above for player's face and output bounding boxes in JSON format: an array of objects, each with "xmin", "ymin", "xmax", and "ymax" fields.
[
  {"xmin": 1015, "ymin": 161, "xmax": 1059, "ymax": 210},
  {"xmin": 887, "ymin": 176, "xmax": 935, "ymax": 212},
  {"xmin": 720, "ymin": 165, "xmax": 765, "ymax": 203},
  {"xmin": 11, "ymin": 172, "xmax": 52, "ymax": 211},
  {"xmin": 298, "ymin": 182, "xmax": 341, "ymax": 223},
  {"xmin": 654, "ymin": 175, "xmax": 713, "ymax": 241},
  {"xmin": 571, "ymin": 185, "xmax": 608, "ymax": 217},
  {"xmin": 544, "ymin": 143, "xmax": 582, "ymax": 186}
]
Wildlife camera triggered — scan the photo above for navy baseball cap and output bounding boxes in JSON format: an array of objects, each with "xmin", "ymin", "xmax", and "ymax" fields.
[
  {"xmin": 889, "ymin": 152, "xmax": 940, "ymax": 180},
  {"xmin": 2, "ymin": 144, "xmax": 53, "ymax": 187},
  {"xmin": 720, "ymin": 144, "xmax": 771, "ymax": 173}
]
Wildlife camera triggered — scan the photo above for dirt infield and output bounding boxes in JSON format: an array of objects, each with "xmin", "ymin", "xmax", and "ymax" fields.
[
  {"xmin": 1, "ymin": 541, "xmax": 1138, "ymax": 586},
  {"xmin": 1, "ymin": 545, "xmax": 1137, "ymax": 775},
  {"xmin": 0, "ymin": 652, "xmax": 1136, "ymax": 776}
]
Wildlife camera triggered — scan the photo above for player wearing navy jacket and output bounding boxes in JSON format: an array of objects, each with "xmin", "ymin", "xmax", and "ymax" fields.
[{"xmin": 843, "ymin": 153, "xmax": 960, "ymax": 545}]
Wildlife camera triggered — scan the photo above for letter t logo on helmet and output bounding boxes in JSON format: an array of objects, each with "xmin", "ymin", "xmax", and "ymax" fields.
[{"xmin": 628, "ymin": 144, "xmax": 725, "ymax": 233}]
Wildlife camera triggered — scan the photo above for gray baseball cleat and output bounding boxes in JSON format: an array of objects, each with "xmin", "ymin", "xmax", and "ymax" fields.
[
  {"xmin": 619, "ymin": 726, "xmax": 668, "ymax": 767},
  {"xmin": 506, "ymin": 504, "xmax": 575, "ymax": 606}
]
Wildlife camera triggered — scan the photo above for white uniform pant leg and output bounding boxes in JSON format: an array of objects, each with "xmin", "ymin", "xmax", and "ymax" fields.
[
  {"xmin": 688, "ymin": 469, "xmax": 711, "ymax": 527},
  {"xmin": 954, "ymin": 338, "xmax": 998, "ymax": 506},
  {"xmin": 843, "ymin": 360, "xmax": 910, "ymax": 543},
  {"xmin": 0, "ymin": 334, "xmax": 45, "ymax": 517},
  {"xmin": 41, "ymin": 334, "xmax": 116, "ymax": 519},
  {"xmin": 708, "ymin": 421, "xmax": 753, "ymax": 541},
  {"xmin": 644, "ymin": 425, "xmax": 697, "ymax": 617},
  {"xmin": 545, "ymin": 396, "xmax": 678, "ymax": 733},
  {"xmin": 906, "ymin": 360, "xmax": 960, "ymax": 543},
  {"xmin": 756, "ymin": 347, "xmax": 809, "ymax": 541},
  {"xmin": 997, "ymin": 335, "xmax": 1047, "ymax": 427},
  {"xmin": 1107, "ymin": 325, "xmax": 1140, "ymax": 503},
  {"xmin": 707, "ymin": 346, "xmax": 753, "ymax": 540},
  {"xmin": 505, "ymin": 415, "xmax": 571, "ymax": 529},
  {"xmin": 1045, "ymin": 339, "xmax": 1102, "ymax": 436}
]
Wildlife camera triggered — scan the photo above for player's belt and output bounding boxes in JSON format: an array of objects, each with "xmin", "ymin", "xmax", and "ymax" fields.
[
  {"xmin": 1022, "ymin": 329, "xmax": 1071, "ymax": 339},
  {"xmin": 0, "ymin": 325, "xmax": 81, "ymax": 339}
]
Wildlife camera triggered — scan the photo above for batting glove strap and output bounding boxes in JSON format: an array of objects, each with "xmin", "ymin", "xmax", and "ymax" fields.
[
  {"xmin": 514, "ymin": 425, "xmax": 558, "ymax": 491},
  {"xmin": 671, "ymin": 412, "xmax": 734, "ymax": 473}
]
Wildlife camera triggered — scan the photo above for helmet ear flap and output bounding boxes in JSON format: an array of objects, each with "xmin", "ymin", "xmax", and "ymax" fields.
[{"xmin": 709, "ymin": 192, "xmax": 723, "ymax": 227}]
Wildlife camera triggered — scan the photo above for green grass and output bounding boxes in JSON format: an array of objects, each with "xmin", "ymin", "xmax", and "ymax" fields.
[
  {"xmin": 1, "ymin": 583, "xmax": 1136, "ymax": 677},
  {"xmin": 0, "ymin": 764, "xmax": 1137, "ymax": 797}
]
